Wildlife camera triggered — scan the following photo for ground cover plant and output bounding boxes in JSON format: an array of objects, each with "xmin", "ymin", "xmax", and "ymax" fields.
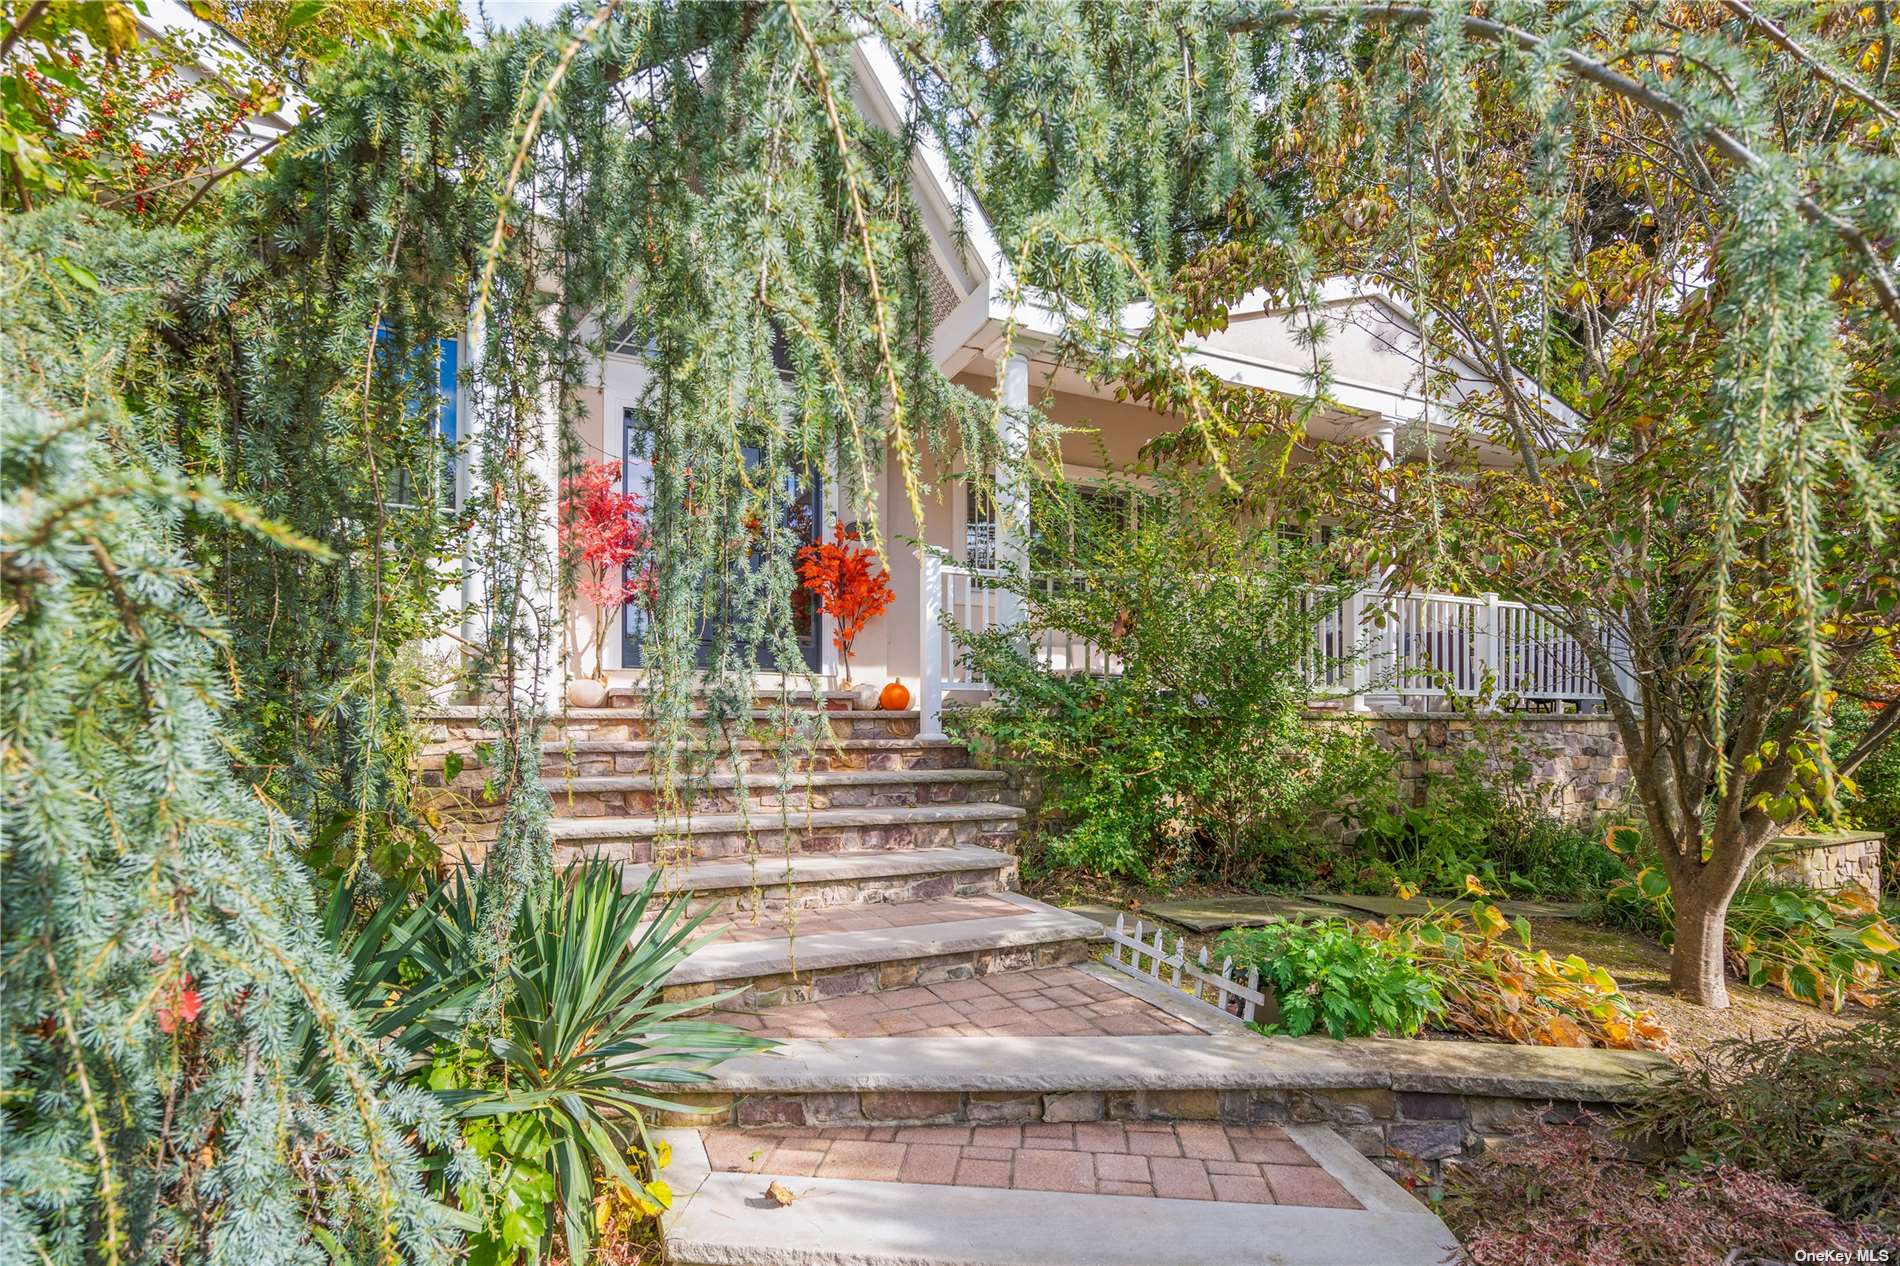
[
  {"xmin": 1624, "ymin": 1011, "xmax": 1900, "ymax": 1232},
  {"xmin": 1439, "ymin": 1122, "xmax": 1863, "ymax": 1266},
  {"xmin": 1218, "ymin": 883, "xmax": 1668, "ymax": 1050}
]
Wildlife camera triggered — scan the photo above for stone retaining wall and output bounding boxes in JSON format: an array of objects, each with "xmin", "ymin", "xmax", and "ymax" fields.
[
  {"xmin": 986, "ymin": 710, "xmax": 1633, "ymax": 832},
  {"xmin": 1334, "ymin": 711, "xmax": 1630, "ymax": 820},
  {"xmin": 659, "ymin": 1081, "xmax": 1624, "ymax": 1184},
  {"xmin": 1754, "ymin": 830, "xmax": 1884, "ymax": 894}
]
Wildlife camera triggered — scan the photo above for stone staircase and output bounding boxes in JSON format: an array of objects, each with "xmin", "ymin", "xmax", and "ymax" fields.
[{"xmin": 423, "ymin": 689, "xmax": 1462, "ymax": 1265}]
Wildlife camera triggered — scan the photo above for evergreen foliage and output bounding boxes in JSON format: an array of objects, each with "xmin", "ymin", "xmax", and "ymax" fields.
[
  {"xmin": 0, "ymin": 215, "xmax": 458, "ymax": 1265},
  {"xmin": 5, "ymin": 0, "xmax": 1899, "ymax": 1257}
]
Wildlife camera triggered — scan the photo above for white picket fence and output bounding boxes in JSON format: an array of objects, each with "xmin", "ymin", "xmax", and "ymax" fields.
[{"xmin": 1106, "ymin": 915, "xmax": 1269, "ymax": 1026}]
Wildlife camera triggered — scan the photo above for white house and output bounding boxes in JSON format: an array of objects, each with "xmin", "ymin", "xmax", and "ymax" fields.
[{"xmin": 560, "ymin": 37, "xmax": 1612, "ymax": 735}]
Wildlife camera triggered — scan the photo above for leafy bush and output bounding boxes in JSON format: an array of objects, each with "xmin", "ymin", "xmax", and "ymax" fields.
[
  {"xmin": 1601, "ymin": 866, "xmax": 1900, "ymax": 1010},
  {"xmin": 329, "ymin": 862, "xmax": 770, "ymax": 1264},
  {"xmin": 1217, "ymin": 919, "xmax": 1445, "ymax": 1038},
  {"xmin": 1440, "ymin": 1123, "xmax": 1862, "ymax": 1266},
  {"xmin": 1353, "ymin": 727, "xmax": 1629, "ymax": 902},
  {"xmin": 1624, "ymin": 1012, "xmax": 1900, "ymax": 1228},
  {"xmin": 947, "ymin": 472, "xmax": 1384, "ymax": 883}
]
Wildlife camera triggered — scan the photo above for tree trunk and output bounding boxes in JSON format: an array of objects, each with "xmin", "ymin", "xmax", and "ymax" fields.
[{"xmin": 1668, "ymin": 883, "xmax": 1733, "ymax": 1008}]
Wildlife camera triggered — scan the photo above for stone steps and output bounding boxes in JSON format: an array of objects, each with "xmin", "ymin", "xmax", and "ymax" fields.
[
  {"xmin": 658, "ymin": 1027, "xmax": 1667, "ymax": 1174},
  {"xmin": 430, "ymin": 706, "xmax": 924, "ymax": 743},
  {"xmin": 544, "ymin": 767, "xmax": 1010, "ymax": 818},
  {"xmin": 622, "ymin": 844, "xmax": 1018, "ymax": 915},
  {"xmin": 658, "ymin": 892, "xmax": 1102, "ymax": 1010},
  {"xmin": 535, "ymin": 737, "xmax": 974, "ymax": 779},
  {"xmin": 552, "ymin": 802, "xmax": 1026, "ymax": 865},
  {"xmin": 659, "ymin": 1123, "xmax": 1459, "ymax": 1266}
]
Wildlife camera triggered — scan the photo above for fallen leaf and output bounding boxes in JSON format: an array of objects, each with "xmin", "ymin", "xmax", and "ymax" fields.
[{"xmin": 765, "ymin": 1181, "xmax": 795, "ymax": 1207}]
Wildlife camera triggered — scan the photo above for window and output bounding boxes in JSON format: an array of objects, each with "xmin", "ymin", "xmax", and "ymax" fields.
[
  {"xmin": 385, "ymin": 336, "xmax": 460, "ymax": 511},
  {"xmin": 965, "ymin": 483, "xmax": 996, "ymax": 569},
  {"xmin": 1030, "ymin": 479, "xmax": 1137, "ymax": 569}
]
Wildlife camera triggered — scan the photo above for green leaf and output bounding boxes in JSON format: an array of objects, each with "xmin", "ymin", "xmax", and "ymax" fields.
[{"xmin": 51, "ymin": 256, "xmax": 101, "ymax": 293}]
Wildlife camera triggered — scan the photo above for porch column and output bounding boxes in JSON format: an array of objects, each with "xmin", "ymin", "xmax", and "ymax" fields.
[
  {"xmin": 996, "ymin": 352, "xmax": 1031, "ymax": 628},
  {"xmin": 1357, "ymin": 416, "xmax": 1401, "ymax": 712},
  {"xmin": 918, "ymin": 547, "xmax": 945, "ymax": 739}
]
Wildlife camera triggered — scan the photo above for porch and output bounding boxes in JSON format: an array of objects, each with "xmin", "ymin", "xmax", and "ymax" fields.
[{"xmin": 915, "ymin": 563, "xmax": 1623, "ymax": 739}]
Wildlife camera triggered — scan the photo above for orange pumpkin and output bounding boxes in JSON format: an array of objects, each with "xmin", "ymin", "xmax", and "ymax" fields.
[{"xmin": 879, "ymin": 680, "xmax": 911, "ymax": 711}]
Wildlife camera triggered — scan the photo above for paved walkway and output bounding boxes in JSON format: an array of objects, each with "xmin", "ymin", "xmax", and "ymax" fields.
[
  {"xmin": 710, "ymin": 965, "xmax": 1204, "ymax": 1038},
  {"xmin": 701, "ymin": 1122, "xmax": 1360, "ymax": 1205}
]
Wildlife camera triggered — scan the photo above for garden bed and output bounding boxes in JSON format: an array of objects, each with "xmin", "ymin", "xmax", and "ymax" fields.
[{"xmin": 1059, "ymin": 887, "xmax": 1879, "ymax": 1061}]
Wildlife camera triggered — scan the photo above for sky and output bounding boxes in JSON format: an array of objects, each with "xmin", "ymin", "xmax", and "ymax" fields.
[{"xmin": 458, "ymin": 0, "xmax": 568, "ymax": 34}]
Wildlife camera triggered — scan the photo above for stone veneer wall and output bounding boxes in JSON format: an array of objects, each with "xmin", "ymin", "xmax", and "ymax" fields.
[
  {"xmin": 986, "ymin": 711, "xmax": 1634, "ymax": 831},
  {"xmin": 1336, "ymin": 711, "xmax": 1631, "ymax": 819},
  {"xmin": 659, "ymin": 1082, "xmax": 1624, "ymax": 1185},
  {"xmin": 1753, "ymin": 830, "xmax": 1885, "ymax": 895}
]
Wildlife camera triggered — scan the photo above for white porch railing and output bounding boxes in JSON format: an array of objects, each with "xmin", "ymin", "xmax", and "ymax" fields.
[{"xmin": 920, "ymin": 563, "xmax": 1625, "ymax": 734}]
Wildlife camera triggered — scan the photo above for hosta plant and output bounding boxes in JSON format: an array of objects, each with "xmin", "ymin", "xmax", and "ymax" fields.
[
  {"xmin": 1602, "ymin": 868, "xmax": 1899, "ymax": 1010},
  {"xmin": 1379, "ymin": 880, "xmax": 1670, "ymax": 1050},
  {"xmin": 1217, "ymin": 919, "xmax": 1446, "ymax": 1039}
]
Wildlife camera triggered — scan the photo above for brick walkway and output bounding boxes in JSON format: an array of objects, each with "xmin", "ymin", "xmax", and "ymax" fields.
[
  {"xmin": 692, "ymin": 893, "xmax": 1024, "ymax": 943},
  {"xmin": 700, "ymin": 1122, "xmax": 1361, "ymax": 1207},
  {"xmin": 709, "ymin": 965, "xmax": 1206, "ymax": 1038}
]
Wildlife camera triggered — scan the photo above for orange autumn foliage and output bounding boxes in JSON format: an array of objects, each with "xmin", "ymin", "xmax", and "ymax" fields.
[{"xmin": 796, "ymin": 521, "xmax": 894, "ymax": 681}]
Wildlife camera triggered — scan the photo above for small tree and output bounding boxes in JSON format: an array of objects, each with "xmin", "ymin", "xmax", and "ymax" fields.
[
  {"xmin": 796, "ymin": 520, "xmax": 893, "ymax": 685},
  {"xmin": 560, "ymin": 457, "xmax": 651, "ymax": 683}
]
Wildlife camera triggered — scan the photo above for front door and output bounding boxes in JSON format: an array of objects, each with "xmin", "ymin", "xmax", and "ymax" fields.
[{"xmin": 621, "ymin": 411, "xmax": 824, "ymax": 672}]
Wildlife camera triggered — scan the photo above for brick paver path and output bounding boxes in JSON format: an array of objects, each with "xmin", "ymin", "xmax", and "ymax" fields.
[
  {"xmin": 710, "ymin": 965, "xmax": 1206, "ymax": 1038},
  {"xmin": 690, "ymin": 893, "xmax": 1024, "ymax": 944},
  {"xmin": 699, "ymin": 1123, "xmax": 1361, "ymax": 1207}
]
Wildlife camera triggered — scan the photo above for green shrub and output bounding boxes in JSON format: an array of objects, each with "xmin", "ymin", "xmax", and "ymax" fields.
[
  {"xmin": 325, "ymin": 862, "xmax": 771, "ymax": 1263},
  {"xmin": 1216, "ymin": 919, "xmax": 1445, "ymax": 1038},
  {"xmin": 947, "ymin": 472, "xmax": 1385, "ymax": 884},
  {"xmin": 1624, "ymin": 1012, "xmax": 1900, "ymax": 1229}
]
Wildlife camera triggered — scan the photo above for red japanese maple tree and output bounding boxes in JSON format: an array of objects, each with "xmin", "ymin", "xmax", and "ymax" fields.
[
  {"xmin": 560, "ymin": 458, "xmax": 652, "ymax": 681},
  {"xmin": 797, "ymin": 521, "xmax": 894, "ymax": 684}
]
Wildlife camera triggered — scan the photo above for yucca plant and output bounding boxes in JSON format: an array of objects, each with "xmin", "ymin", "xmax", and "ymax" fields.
[{"xmin": 434, "ymin": 861, "xmax": 770, "ymax": 1263}]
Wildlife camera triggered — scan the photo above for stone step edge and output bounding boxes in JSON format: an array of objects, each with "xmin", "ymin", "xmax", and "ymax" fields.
[
  {"xmin": 665, "ymin": 893, "xmax": 1103, "ymax": 987},
  {"xmin": 657, "ymin": 1125, "xmax": 1454, "ymax": 1266},
  {"xmin": 623, "ymin": 844, "xmax": 1016, "ymax": 896},
  {"xmin": 424, "ymin": 706, "xmax": 919, "ymax": 722},
  {"xmin": 547, "ymin": 768, "xmax": 1008, "ymax": 793},
  {"xmin": 552, "ymin": 802, "xmax": 1026, "ymax": 841},
  {"xmin": 528, "ymin": 736, "xmax": 966, "ymax": 755},
  {"xmin": 690, "ymin": 1030, "xmax": 1667, "ymax": 1104}
]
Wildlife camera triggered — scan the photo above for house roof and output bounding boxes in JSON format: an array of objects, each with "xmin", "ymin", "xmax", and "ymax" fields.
[{"xmin": 848, "ymin": 38, "xmax": 1582, "ymax": 447}]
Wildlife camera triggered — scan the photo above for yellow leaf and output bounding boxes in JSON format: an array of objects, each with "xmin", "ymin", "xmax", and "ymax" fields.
[
  {"xmin": 1463, "ymin": 874, "xmax": 1489, "ymax": 897},
  {"xmin": 1859, "ymin": 923, "xmax": 1899, "ymax": 956}
]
